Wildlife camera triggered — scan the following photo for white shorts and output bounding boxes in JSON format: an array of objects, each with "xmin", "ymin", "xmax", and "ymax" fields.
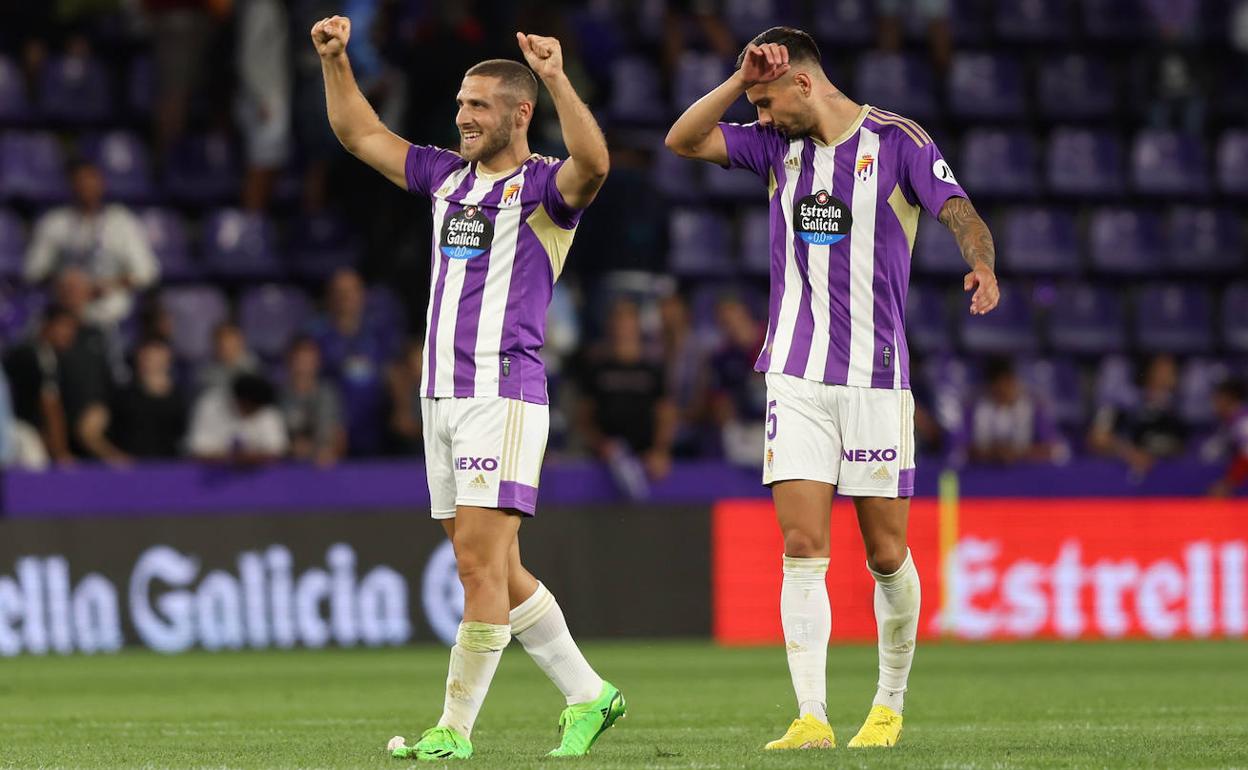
[
  {"xmin": 421, "ymin": 396, "xmax": 548, "ymax": 519},
  {"xmin": 762, "ymin": 373, "xmax": 916, "ymax": 497}
]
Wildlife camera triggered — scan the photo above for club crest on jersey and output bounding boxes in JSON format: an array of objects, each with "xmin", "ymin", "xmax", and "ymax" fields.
[
  {"xmin": 440, "ymin": 204, "xmax": 495, "ymax": 259},
  {"xmin": 502, "ymin": 182, "xmax": 523, "ymax": 206},
  {"xmin": 793, "ymin": 189, "xmax": 852, "ymax": 245},
  {"xmin": 855, "ymin": 153, "xmax": 875, "ymax": 182}
]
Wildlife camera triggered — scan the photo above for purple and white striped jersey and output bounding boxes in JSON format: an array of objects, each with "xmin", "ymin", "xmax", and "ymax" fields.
[
  {"xmin": 720, "ymin": 104, "xmax": 968, "ymax": 390},
  {"xmin": 405, "ymin": 145, "xmax": 584, "ymax": 405}
]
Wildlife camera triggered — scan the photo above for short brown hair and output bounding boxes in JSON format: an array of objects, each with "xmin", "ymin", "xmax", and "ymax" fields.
[
  {"xmin": 736, "ymin": 26, "xmax": 821, "ymax": 69},
  {"xmin": 464, "ymin": 59, "xmax": 539, "ymax": 105}
]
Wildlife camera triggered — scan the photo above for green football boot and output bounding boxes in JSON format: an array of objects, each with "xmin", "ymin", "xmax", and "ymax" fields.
[
  {"xmin": 392, "ymin": 726, "xmax": 473, "ymax": 761},
  {"xmin": 547, "ymin": 681, "xmax": 627, "ymax": 757}
]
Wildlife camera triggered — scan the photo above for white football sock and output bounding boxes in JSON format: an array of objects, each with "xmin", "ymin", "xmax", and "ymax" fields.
[
  {"xmin": 437, "ymin": 621, "xmax": 511, "ymax": 738},
  {"xmin": 869, "ymin": 549, "xmax": 921, "ymax": 714},
  {"xmin": 510, "ymin": 582, "xmax": 604, "ymax": 705},
  {"xmin": 780, "ymin": 555, "xmax": 831, "ymax": 724}
]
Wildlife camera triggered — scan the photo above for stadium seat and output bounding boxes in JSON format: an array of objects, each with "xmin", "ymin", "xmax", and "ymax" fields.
[
  {"xmin": 201, "ymin": 208, "xmax": 283, "ymax": 280},
  {"xmin": 1016, "ymin": 356, "xmax": 1086, "ymax": 427},
  {"xmin": 1223, "ymin": 283, "xmax": 1248, "ymax": 354},
  {"xmin": 651, "ymin": 148, "xmax": 702, "ymax": 201},
  {"xmin": 959, "ymin": 283, "xmax": 1038, "ymax": 354},
  {"xmin": 703, "ymin": 165, "xmax": 758, "ymax": 200},
  {"xmin": 1038, "ymin": 54, "xmax": 1115, "ymax": 120},
  {"xmin": 945, "ymin": 0, "xmax": 993, "ymax": 43},
  {"xmin": 238, "ymin": 284, "xmax": 314, "ymax": 360},
  {"xmin": 999, "ymin": 207, "xmax": 1080, "ymax": 275},
  {"xmin": 1132, "ymin": 283, "xmax": 1214, "ymax": 353},
  {"xmin": 38, "ymin": 53, "xmax": 112, "ymax": 123},
  {"xmin": 1088, "ymin": 207, "xmax": 1163, "ymax": 275},
  {"xmin": 1092, "ymin": 354, "xmax": 1137, "ymax": 409},
  {"xmin": 1130, "ymin": 130, "xmax": 1209, "ymax": 197},
  {"xmin": 289, "ymin": 212, "xmax": 362, "ymax": 281},
  {"xmin": 739, "ymin": 207, "xmax": 771, "ymax": 276},
  {"xmin": 80, "ymin": 131, "xmax": 154, "ymax": 204},
  {"xmin": 854, "ymin": 52, "xmax": 937, "ymax": 121},
  {"xmin": 948, "ymin": 53, "xmax": 1026, "ymax": 120},
  {"xmin": 0, "ymin": 131, "xmax": 69, "ymax": 203},
  {"xmin": 1164, "ymin": 207, "xmax": 1244, "ymax": 275},
  {"xmin": 1047, "ymin": 128, "xmax": 1125, "ymax": 197},
  {"xmin": 1215, "ymin": 130, "xmax": 1248, "ymax": 196},
  {"xmin": 912, "ymin": 214, "xmax": 966, "ymax": 276},
  {"xmin": 0, "ymin": 286, "xmax": 44, "ymax": 345},
  {"xmin": 0, "ymin": 55, "xmax": 30, "ymax": 124},
  {"xmin": 959, "ymin": 129, "xmax": 1039, "ymax": 197},
  {"xmin": 161, "ymin": 285, "xmax": 229, "ymax": 362},
  {"xmin": 1178, "ymin": 357, "xmax": 1233, "ymax": 427},
  {"xmin": 162, "ymin": 132, "xmax": 240, "ymax": 205},
  {"xmin": 669, "ymin": 208, "xmax": 733, "ymax": 276},
  {"xmin": 138, "ymin": 207, "xmax": 198, "ymax": 282},
  {"xmin": 906, "ymin": 283, "xmax": 952, "ymax": 354},
  {"xmin": 607, "ymin": 57, "xmax": 665, "ymax": 124},
  {"xmin": 1082, "ymin": 0, "xmax": 1145, "ymax": 40},
  {"xmin": 673, "ymin": 53, "xmax": 732, "ymax": 117},
  {"xmin": 724, "ymin": 0, "xmax": 801, "ymax": 43},
  {"xmin": 812, "ymin": 0, "xmax": 874, "ymax": 44},
  {"xmin": 0, "ymin": 207, "xmax": 26, "ymax": 279},
  {"xmin": 1045, "ymin": 283, "xmax": 1127, "ymax": 355},
  {"xmin": 364, "ymin": 284, "xmax": 407, "ymax": 331},
  {"xmin": 127, "ymin": 55, "xmax": 154, "ymax": 116},
  {"xmin": 995, "ymin": 0, "xmax": 1073, "ymax": 42}
]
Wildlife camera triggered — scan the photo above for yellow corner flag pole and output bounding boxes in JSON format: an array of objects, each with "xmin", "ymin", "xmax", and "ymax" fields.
[{"xmin": 938, "ymin": 468, "xmax": 960, "ymax": 639}]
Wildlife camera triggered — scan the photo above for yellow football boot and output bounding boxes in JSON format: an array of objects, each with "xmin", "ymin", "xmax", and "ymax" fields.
[
  {"xmin": 763, "ymin": 714, "xmax": 835, "ymax": 750},
  {"xmin": 846, "ymin": 704, "xmax": 903, "ymax": 748}
]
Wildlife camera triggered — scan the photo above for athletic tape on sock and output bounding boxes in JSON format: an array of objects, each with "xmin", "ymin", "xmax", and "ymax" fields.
[{"xmin": 456, "ymin": 621, "xmax": 511, "ymax": 653}]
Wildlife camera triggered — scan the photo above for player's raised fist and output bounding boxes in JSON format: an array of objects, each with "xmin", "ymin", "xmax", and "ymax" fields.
[
  {"xmin": 739, "ymin": 42, "xmax": 790, "ymax": 87},
  {"xmin": 311, "ymin": 16, "xmax": 351, "ymax": 58},
  {"xmin": 517, "ymin": 32, "xmax": 564, "ymax": 80}
]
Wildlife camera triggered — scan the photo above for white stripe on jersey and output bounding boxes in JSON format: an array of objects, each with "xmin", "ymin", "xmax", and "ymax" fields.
[
  {"xmin": 421, "ymin": 165, "xmax": 474, "ymax": 396},
  {"xmin": 803, "ymin": 143, "xmax": 837, "ymax": 381},
  {"xmin": 472, "ymin": 167, "xmax": 527, "ymax": 397},
  {"xmin": 846, "ymin": 128, "xmax": 881, "ymax": 387},
  {"xmin": 432, "ymin": 171, "xmax": 494, "ymax": 396},
  {"xmin": 767, "ymin": 140, "xmax": 805, "ymax": 372}
]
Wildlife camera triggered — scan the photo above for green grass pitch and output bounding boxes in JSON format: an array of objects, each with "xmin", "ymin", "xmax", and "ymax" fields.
[{"xmin": 2, "ymin": 640, "xmax": 1245, "ymax": 769}]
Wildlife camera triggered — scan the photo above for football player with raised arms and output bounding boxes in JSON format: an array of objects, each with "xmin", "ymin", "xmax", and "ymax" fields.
[
  {"xmin": 666, "ymin": 26, "xmax": 999, "ymax": 749},
  {"xmin": 312, "ymin": 15, "xmax": 624, "ymax": 761}
]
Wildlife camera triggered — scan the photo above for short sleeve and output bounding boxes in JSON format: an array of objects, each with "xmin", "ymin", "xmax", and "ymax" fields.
[
  {"xmin": 900, "ymin": 139, "xmax": 969, "ymax": 219},
  {"xmin": 405, "ymin": 144, "xmax": 464, "ymax": 197},
  {"xmin": 540, "ymin": 159, "xmax": 585, "ymax": 230},
  {"xmin": 718, "ymin": 122, "xmax": 787, "ymax": 178}
]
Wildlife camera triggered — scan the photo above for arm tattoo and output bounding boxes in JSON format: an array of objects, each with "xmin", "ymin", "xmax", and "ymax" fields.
[{"xmin": 938, "ymin": 197, "xmax": 996, "ymax": 271}]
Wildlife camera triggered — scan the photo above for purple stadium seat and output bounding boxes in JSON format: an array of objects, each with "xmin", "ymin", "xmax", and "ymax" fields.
[
  {"xmin": 1083, "ymin": 0, "xmax": 1145, "ymax": 40},
  {"xmin": 739, "ymin": 207, "xmax": 771, "ymax": 276},
  {"xmin": 607, "ymin": 57, "xmax": 665, "ymax": 124},
  {"xmin": 1223, "ymin": 283, "xmax": 1248, "ymax": 354},
  {"xmin": 138, "ymin": 207, "xmax": 198, "ymax": 282},
  {"xmin": 238, "ymin": 284, "xmax": 314, "ymax": 360},
  {"xmin": 38, "ymin": 54, "xmax": 112, "ymax": 123},
  {"xmin": 1088, "ymin": 207, "xmax": 1163, "ymax": 275},
  {"xmin": 913, "ymin": 214, "xmax": 966, "ymax": 276},
  {"xmin": 812, "ymin": 0, "xmax": 875, "ymax": 44},
  {"xmin": 1038, "ymin": 55, "xmax": 1115, "ymax": 120},
  {"xmin": 1132, "ymin": 283, "xmax": 1214, "ymax": 354},
  {"xmin": 948, "ymin": 53, "xmax": 1026, "ymax": 120},
  {"xmin": 996, "ymin": 0, "xmax": 1073, "ymax": 42},
  {"xmin": 128, "ymin": 55, "xmax": 154, "ymax": 116},
  {"xmin": 0, "ymin": 55, "xmax": 30, "ymax": 124},
  {"xmin": 289, "ymin": 212, "xmax": 362, "ymax": 281},
  {"xmin": 1179, "ymin": 357, "xmax": 1233, "ymax": 427},
  {"xmin": 0, "ymin": 286, "xmax": 44, "ymax": 345},
  {"xmin": 0, "ymin": 131, "xmax": 69, "ymax": 203},
  {"xmin": 161, "ymin": 285, "xmax": 229, "ymax": 362},
  {"xmin": 906, "ymin": 283, "xmax": 952, "ymax": 354},
  {"xmin": 0, "ymin": 207, "xmax": 26, "ymax": 278},
  {"xmin": 1016, "ymin": 357, "xmax": 1085, "ymax": 427},
  {"xmin": 79, "ymin": 131, "xmax": 154, "ymax": 204},
  {"xmin": 652, "ymin": 148, "xmax": 702, "ymax": 201},
  {"xmin": 201, "ymin": 208, "xmax": 283, "ymax": 280},
  {"xmin": 1216, "ymin": 130, "xmax": 1248, "ymax": 196},
  {"xmin": 704, "ymin": 165, "xmax": 758, "ymax": 200},
  {"xmin": 724, "ymin": 0, "xmax": 800, "ymax": 42},
  {"xmin": 1130, "ymin": 130, "xmax": 1209, "ymax": 196},
  {"xmin": 855, "ymin": 52, "xmax": 937, "ymax": 121},
  {"xmin": 673, "ymin": 53, "xmax": 732, "ymax": 115},
  {"xmin": 1045, "ymin": 283, "xmax": 1126, "ymax": 354},
  {"xmin": 959, "ymin": 129, "xmax": 1039, "ymax": 196},
  {"xmin": 1047, "ymin": 128, "xmax": 1125, "ymax": 197},
  {"xmin": 669, "ymin": 209, "xmax": 732, "ymax": 276},
  {"xmin": 1164, "ymin": 207, "xmax": 1244, "ymax": 274},
  {"xmin": 1000, "ymin": 207, "xmax": 1080, "ymax": 275},
  {"xmin": 959, "ymin": 283, "xmax": 1038, "ymax": 354},
  {"xmin": 162, "ymin": 132, "xmax": 240, "ymax": 205},
  {"xmin": 364, "ymin": 285, "xmax": 407, "ymax": 331}
]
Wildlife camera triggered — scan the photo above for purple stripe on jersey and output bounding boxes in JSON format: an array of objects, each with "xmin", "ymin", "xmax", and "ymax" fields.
[
  {"xmin": 497, "ymin": 219, "xmax": 553, "ymax": 405},
  {"xmin": 754, "ymin": 157, "xmax": 791, "ymax": 373},
  {"xmin": 823, "ymin": 133, "xmax": 859, "ymax": 383},
  {"xmin": 781, "ymin": 139, "xmax": 818, "ymax": 377},
  {"xmin": 424, "ymin": 170, "xmax": 477, "ymax": 397},
  {"xmin": 498, "ymin": 480, "xmax": 538, "ymax": 515},
  {"xmin": 898, "ymin": 467, "xmax": 915, "ymax": 496},
  {"xmin": 452, "ymin": 178, "xmax": 508, "ymax": 396}
]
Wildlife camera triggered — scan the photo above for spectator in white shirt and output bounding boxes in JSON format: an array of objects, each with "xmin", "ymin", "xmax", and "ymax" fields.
[
  {"xmin": 24, "ymin": 160, "xmax": 159, "ymax": 328},
  {"xmin": 187, "ymin": 373, "xmax": 288, "ymax": 466}
]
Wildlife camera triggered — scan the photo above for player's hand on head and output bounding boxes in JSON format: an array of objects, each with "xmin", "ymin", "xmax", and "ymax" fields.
[
  {"xmin": 517, "ymin": 32, "xmax": 564, "ymax": 79},
  {"xmin": 311, "ymin": 15, "xmax": 351, "ymax": 58},
  {"xmin": 963, "ymin": 265, "xmax": 1000, "ymax": 316},
  {"xmin": 740, "ymin": 42, "xmax": 790, "ymax": 87}
]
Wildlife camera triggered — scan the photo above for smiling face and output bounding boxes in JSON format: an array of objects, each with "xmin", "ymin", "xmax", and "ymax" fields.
[
  {"xmin": 745, "ymin": 75, "xmax": 816, "ymax": 138},
  {"xmin": 455, "ymin": 75, "xmax": 530, "ymax": 163}
]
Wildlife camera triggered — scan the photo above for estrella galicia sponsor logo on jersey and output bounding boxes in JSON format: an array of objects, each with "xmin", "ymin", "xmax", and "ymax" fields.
[
  {"xmin": 440, "ymin": 205, "xmax": 494, "ymax": 259},
  {"xmin": 933, "ymin": 159, "xmax": 958, "ymax": 185},
  {"xmin": 841, "ymin": 447, "xmax": 898, "ymax": 463},
  {"xmin": 794, "ymin": 189, "xmax": 852, "ymax": 245}
]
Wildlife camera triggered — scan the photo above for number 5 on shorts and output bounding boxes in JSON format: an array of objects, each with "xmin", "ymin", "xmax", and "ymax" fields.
[{"xmin": 767, "ymin": 399, "xmax": 778, "ymax": 440}]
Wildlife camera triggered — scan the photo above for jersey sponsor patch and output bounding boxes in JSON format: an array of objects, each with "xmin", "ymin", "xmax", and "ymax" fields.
[
  {"xmin": 793, "ymin": 189, "xmax": 852, "ymax": 245},
  {"xmin": 440, "ymin": 205, "xmax": 494, "ymax": 259},
  {"xmin": 932, "ymin": 159, "xmax": 958, "ymax": 185}
]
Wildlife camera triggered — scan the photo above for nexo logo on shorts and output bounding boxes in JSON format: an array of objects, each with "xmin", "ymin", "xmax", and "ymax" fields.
[
  {"xmin": 455, "ymin": 456, "xmax": 499, "ymax": 471},
  {"xmin": 842, "ymin": 448, "xmax": 898, "ymax": 463}
]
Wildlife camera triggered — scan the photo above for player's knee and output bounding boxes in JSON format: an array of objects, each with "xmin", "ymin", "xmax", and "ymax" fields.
[
  {"xmin": 866, "ymin": 543, "xmax": 907, "ymax": 575},
  {"xmin": 454, "ymin": 548, "xmax": 507, "ymax": 592},
  {"xmin": 782, "ymin": 529, "xmax": 828, "ymax": 558}
]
